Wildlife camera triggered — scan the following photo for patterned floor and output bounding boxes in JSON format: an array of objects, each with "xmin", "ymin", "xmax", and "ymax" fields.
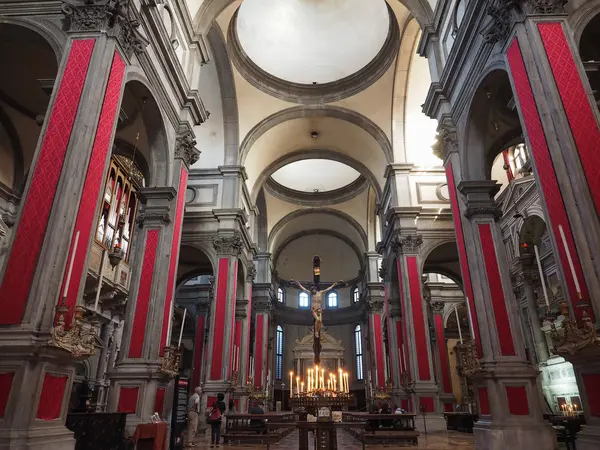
[{"xmin": 190, "ymin": 429, "xmax": 475, "ymax": 449}]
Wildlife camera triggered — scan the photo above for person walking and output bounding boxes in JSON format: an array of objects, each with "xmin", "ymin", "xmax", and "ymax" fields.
[
  {"xmin": 209, "ymin": 401, "xmax": 223, "ymax": 448},
  {"xmin": 187, "ymin": 387, "xmax": 201, "ymax": 447}
]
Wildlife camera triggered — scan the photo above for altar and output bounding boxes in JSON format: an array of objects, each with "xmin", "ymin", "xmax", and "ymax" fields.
[{"xmin": 292, "ymin": 329, "xmax": 345, "ymax": 376}]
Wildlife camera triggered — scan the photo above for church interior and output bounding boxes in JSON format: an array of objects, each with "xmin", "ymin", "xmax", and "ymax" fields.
[{"xmin": 1, "ymin": 0, "xmax": 600, "ymax": 449}]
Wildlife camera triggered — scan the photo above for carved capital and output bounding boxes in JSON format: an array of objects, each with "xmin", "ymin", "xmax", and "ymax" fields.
[
  {"xmin": 480, "ymin": 0, "xmax": 518, "ymax": 45},
  {"xmin": 136, "ymin": 212, "xmax": 171, "ymax": 227},
  {"xmin": 62, "ymin": 0, "xmax": 149, "ymax": 57},
  {"xmin": 378, "ymin": 259, "xmax": 388, "ymax": 281},
  {"xmin": 175, "ymin": 131, "xmax": 200, "ymax": 167},
  {"xmin": 236, "ymin": 299, "xmax": 249, "ymax": 319},
  {"xmin": 246, "ymin": 263, "xmax": 257, "ymax": 283},
  {"xmin": 431, "ymin": 301, "xmax": 445, "ymax": 315},
  {"xmin": 463, "ymin": 206, "xmax": 502, "ymax": 221},
  {"xmin": 432, "ymin": 125, "xmax": 458, "ymax": 161},
  {"xmin": 521, "ymin": 0, "xmax": 567, "ymax": 14},
  {"xmin": 255, "ymin": 298, "xmax": 272, "ymax": 314},
  {"xmin": 367, "ymin": 298, "xmax": 385, "ymax": 314},
  {"xmin": 393, "ymin": 234, "xmax": 423, "ymax": 255},
  {"xmin": 213, "ymin": 234, "xmax": 243, "ymax": 256}
]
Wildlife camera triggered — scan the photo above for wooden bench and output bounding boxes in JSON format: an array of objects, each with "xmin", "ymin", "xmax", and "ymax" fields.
[
  {"xmin": 222, "ymin": 412, "xmax": 296, "ymax": 444},
  {"xmin": 343, "ymin": 412, "xmax": 419, "ymax": 446}
]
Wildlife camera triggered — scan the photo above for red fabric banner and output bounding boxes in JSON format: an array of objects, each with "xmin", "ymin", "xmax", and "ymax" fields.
[
  {"xmin": 160, "ymin": 167, "xmax": 188, "ymax": 354},
  {"xmin": 506, "ymin": 386, "xmax": 529, "ymax": 415},
  {"xmin": 129, "ymin": 229, "xmax": 160, "ymax": 358},
  {"xmin": 210, "ymin": 258, "xmax": 230, "ymax": 380},
  {"xmin": 0, "ymin": 39, "xmax": 95, "ymax": 324},
  {"xmin": 419, "ymin": 396, "xmax": 434, "ymax": 413},
  {"xmin": 478, "ymin": 387, "xmax": 490, "ymax": 415},
  {"xmin": 371, "ymin": 314, "xmax": 385, "ymax": 388},
  {"xmin": 229, "ymin": 260, "xmax": 238, "ymax": 379},
  {"xmin": 435, "ymin": 314, "xmax": 452, "ymax": 393},
  {"xmin": 582, "ymin": 374, "xmax": 600, "ymax": 417},
  {"xmin": 407, "ymin": 256, "xmax": 431, "ymax": 380},
  {"xmin": 154, "ymin": 387, "xmax": 166, "ymax": 415},
  {"xmin": 36, "ymin": 373, "xmax": 68, "ymax": 420},
  {"xmin": 478, "ymin": 224, "xmax": 516, "ymax": 356},
  {"xmin": 0, "ymin": 372, "xmax": 15, "ymax": 417},
  {"xmin": 59, "ymin": 50, "xmax": 125, "ymax": 325},
  {"xmin": 254, "ymin": 314, "xmax": 265, "ymax": 388},
  {"xmin": 117, "ymin": 386, "xmax": 139, "ymax": 414}
]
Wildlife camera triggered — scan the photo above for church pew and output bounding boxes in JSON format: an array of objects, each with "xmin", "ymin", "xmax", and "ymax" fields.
[
  {"xmin": 342, "ymin": 412, "xmax": 419, "ymax": 446},
  {"xmin": 222, "ymin": 412, "xmax": 296, "ymax": 444}
]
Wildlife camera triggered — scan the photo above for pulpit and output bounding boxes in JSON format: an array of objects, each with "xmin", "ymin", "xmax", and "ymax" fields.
[{"xmin": 132, "ymin": 422, "xmax": 168, "ymax": 450}]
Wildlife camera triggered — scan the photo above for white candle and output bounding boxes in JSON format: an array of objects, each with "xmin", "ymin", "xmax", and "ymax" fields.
[
  {"xmin": 237, "ymin": 346, "xmax": 240, "ymax": 372},
  {"xmin": 177, "ymin": 308, "xmax": 187, "ymax": 348},
  {"xmin": 402, "ymin": 344, "xmax": 407, "ymax": 371},
  {"xmin": 301, "ymin": 381, "xmax": 304, "ymax": 393},
  {"xmin": 375, "ymin": 368, "xmax": 379, "ymax": 387},
  {"xmin": 559, "ymin": 225, "xmax": 581, "ymax": 297},
  {"xmin": 455, "ymin": 305, "xmax": 463, "ymax": 344},
  {"xmin": 296, "ymin": 376, "xmax": 300, "ymax": 394},
  {"xmin": 63, "ymin": 231, "xmax": 81, "ymax": 299},
  {"xmin": 344, "ymin": 373, "xmax": 349, "ymax": 393},
  {"xmin": 339, "ymin": 369, "xmax": 343, "ymax": 391},
  {"xmin": 290, "ymin": 371, "xmax": 294, "ymax": 397},
  {"xmin": 465, "ymin": 297, "xmax": 476, "ymax": 338},
  {"xmin": 534, "ymin": 244, "xmax": 551, "ymax": 310}
]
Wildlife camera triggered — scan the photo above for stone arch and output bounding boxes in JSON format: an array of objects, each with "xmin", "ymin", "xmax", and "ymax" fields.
[
  {"xmin": 0, "ymin": 17, "xmax": 65, "ymax": 65},
  {"xmin": 420, "ymin": 239, "xmax": 463, "ymax": 290},
  {"xmin": 570, "ymin": 0, "xmax": 600, "ymax": 48},
  {"xmin": 176, "ymin": 243, "xmax": 217, "ymax": 289},
  {"xmin": 240, "ymin": 105, "xmax": 393, "ymax": 165},
  {"xmin": 121, "ymin": 70, "xmax": 172, "ymax": 187}
]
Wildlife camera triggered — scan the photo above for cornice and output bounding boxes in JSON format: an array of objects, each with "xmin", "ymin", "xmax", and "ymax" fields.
[
  {"xmin": 226, "ymin": 3, "xmax": 400, "ymax": 104},
  {"xmin": 264, "ymin": 176, "xmax": 368, "ymax": 207}
]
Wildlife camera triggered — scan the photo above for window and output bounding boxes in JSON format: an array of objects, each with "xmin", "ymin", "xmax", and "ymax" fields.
[
  {"xmin": 299, "ymin": 292, "xmax": 309, "ymax": 309},
  {"xmin": 353, "ymin": 287, "xmax": 360, "ymax": 303},
  {"xmin": 354, "ymin": 325, "xmax": 364, "ymax": 381},
  {"xmin": 276, "ymin": 325, "xmax": 283, "ymax": 380},
  {"xmin": 277, "ymin": 287, "xmax": 284, "ymax": 303},
  {"xmin": 95, "ymin": 155, "xmax": 143, "ymax": 261},
  {"xmin": 327, "ymin": 291, "xmax": 338, "ymax": 308}
]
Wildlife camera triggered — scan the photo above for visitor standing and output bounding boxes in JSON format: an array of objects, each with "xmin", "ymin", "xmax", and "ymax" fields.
[
  {"xmin": 209, "ymin": 401, "xmax": 223, "ymax": 448},
  {"xmin": 187, "ymin": 387, "xmax": 202, "ymax": 447}
]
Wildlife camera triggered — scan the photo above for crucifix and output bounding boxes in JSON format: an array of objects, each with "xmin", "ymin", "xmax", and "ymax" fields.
[{"xmin": 293, "ymin": 256, "xmax": 344, "ymax": 365}]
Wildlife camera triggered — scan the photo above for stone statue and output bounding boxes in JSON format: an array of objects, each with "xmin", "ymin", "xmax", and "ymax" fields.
[{"xmin": 293, "ymin": 280, "xmax": 344, "ymax": 338}]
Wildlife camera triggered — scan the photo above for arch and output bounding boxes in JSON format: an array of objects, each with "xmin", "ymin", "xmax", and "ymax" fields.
[
  {"xmin": 570, "ymin": 1, "xmax": 600, "ymax": 48},
  {"xmin": 251, "ymin": 148, "xmax": 382, "ymax": 203},
  {"xmin": 176, "ymin": 243, "xmax": 217, "ymax": 288},
  {"xmin": 460, "ymin": 66, "xmax": 522, "ymax": 182},
  {"xmin": 420, "ymin": 240, "xmax": 463, "ymax": 289},
  {"xmin": 272, "ymin": 229, "xmax": 365, "ymax": 274},
  {"xmin": 206, "ymin": 25, "xmax": 239, "ymax": 166},
  {"xmin": 0, "ymin": 17, "xmax": 65, "ymax": 64},
  {"xmin": 193, "ymin": 0, "xmax": 434, "ymax": 35},
  {"xmin": 239, "ymin": 105, "xmax": 393, "ymax": 165},
  {"xmin": 268, "ymin": 207, "xmax": 368, "ymax": 252},
  {"xmin": 122, "ymin": 70, "xmax": 172, "ymax": 187},
  {"xmin": 0, "ymin": 104, "xmax": 24, "ymax": 192}
]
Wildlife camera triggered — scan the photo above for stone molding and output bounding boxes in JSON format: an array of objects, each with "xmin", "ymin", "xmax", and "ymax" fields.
[
  {"xmin": 61, "ymin": 0, "xmax": 149, "ymax": 57},
  {"xmin": 431, "ymin": 301, "xmax": 445, "ymax": 315},
  {"xmin": 235, "ymin": 298, "xmax": 248, "ymax": 319},
  {"xmin": 136, "ymin": 211, "xmax": 170, "ymax": 226},
  {"xmin": 254, "ymin": 298, "xmax": 273, "ymax": 314},
  {"xmin": 174, "ymin": 130, "xmax": 200, "ymax": 167},
  {"xmin": 378, "ymin": 259, "xmax": 388, "ymax": 281},
  {"xmin": 432, "ymin": 124, "xmax": 458, "ymax": 162},
  {"xmin": 246, "ymin": 262, "xmax": 256, "ymax": 283},
  {"xmin": 213, "ymin": 233, "xmax": 243, "ymax": 256},
  {"xmin": 457, "ymin": 181, "xmax": 502, "ymax": 221},
  {"xmin": 392, "ymin": 234, "xmax": 424, "ymax": 256}
]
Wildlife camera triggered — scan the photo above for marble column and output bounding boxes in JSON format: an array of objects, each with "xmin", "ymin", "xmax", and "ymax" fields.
[
  {"xmin": 457, "ymin": 181, "xmax": 555, "ymax": 449},
  {"xmin": 393, "ymin": 235, "xmax": 445, "ymax": 431},
  {"xmin": 365, "ymin": 282, "xmax": 386, "ymax": 392},
  {"xmin": 519, "ymin": 251, "xmax": 549, "ymax": 364},
  {"xmin": 235, "ymin": 262, "xmax": 255, "ymax": 412},
  {"xmin": 203, "ymin": 234, "xmax": 242, "ymax": 407},
  {"xmin": 430, "ymin": 302, "xmax": 455, "ymax": 412},
  {"xmin": 252, "ymin": 286, "xmax": 272, "ymax": 392},
  {"xmin": 192, "ymin": 303, "xmax": 209, "ymax": 390},
  {"xmin": 0, "ymin": 20, "xmax": 132, "ymax": 448}
]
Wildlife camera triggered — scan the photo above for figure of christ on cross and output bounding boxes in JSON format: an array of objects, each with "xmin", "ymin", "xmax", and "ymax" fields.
[{"xmin": 293, "ymin": 280, "xmax": 344, "ymax": 339}]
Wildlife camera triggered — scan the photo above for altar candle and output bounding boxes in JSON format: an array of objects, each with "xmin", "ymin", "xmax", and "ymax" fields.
[
  {"xmin": 559, "ymin": 225, "xmax": 582, "ymax": 296},
  {"xmin": 178, "ymin": 308, "xmax": 187, "ymax": 348},
  {"xmin": 455, "ymin": 305, "xmax": 463, "ymax": 344},
  {"xmin": 465, "ymin": 297, "xmax": 476, "ymax": 339},
  {"xmin": 301, "ymin": 381, "xmax": 304, "ymax": 393},
  {"xmin": 402, "ymin": 345, "xmax": 407, "ymax": 372},
  {"xmin": 339, "ymin": 369, "xmax": 343, "ymax": 391},
  {"xmin": 375, "ymin": 369, "xmax": 378, "ymax": 387},
  {"xmin": 296, "ymin": 376, "xmax": 300, "ymax": 395},
  {"xmin": 344, "ymin": 373, "xmax": 349, "ymax": 393},
  {"xmin": 63, "ymin": 230, "xmax": 81, "ymax": 299},
  {"xmin": 321, "ymin": 369, "xmax": 325, "ymax": 388},
  {"xmin": 290, "ymin": 372, "xmax": 294, "ymax": 397},
  {"xmin": 333, "ymin": 375, "xmax": 336, "ymax": 392}
]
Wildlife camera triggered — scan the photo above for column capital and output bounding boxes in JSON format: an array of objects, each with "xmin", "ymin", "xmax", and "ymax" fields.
[
  {"xmin": 235, "ymin": 299, "xmax": 249, "ymax": 319},
  {"xmin": 431, "ymin": 301, "xmax": 445, "ymax": 316},
  {"xmin": 378, "ymin": 259, "xmax": 389, "ymax": 282},
  {"xmin": 254, "ymin": 297, "xmax": 273, "ymax": 314},
  {"xmin": 365, "ymin": 282, "xmax": 385, "ymax": 314},
  {"xmin": 246, "ymin": 262, "xmax": 257, "ymax": 283},
  {"xmin": 432, "ymin": 124, "xmax": 458, "ymax": 164},
  {"xmin": 175, "ymin": 129, "xmax": 200, "ymax": 168},
  {"xmin": 136, "ymin": 187, "xmax": 176, "ymax": 227},
  {"xmin": 457, "ymin": 180, "xmax": 502, "ymax": 220},
  {"xmin": 196, "ymin": 302, "xmax": 209, "ymax": 315},
  {"xmin": 213, "ymin": 233, "xmax": 243, "ymax": 256},
  {"xmin": 392, "ymin": 233, "xmax": 423, "ymax": 256},
  {"xmin": 61, "ymin": 0, "xmax": 149, "ymax": 57}
]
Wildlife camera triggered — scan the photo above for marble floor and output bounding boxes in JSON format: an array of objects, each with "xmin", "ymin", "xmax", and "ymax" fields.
[{"xmin": 190, "ymin": 429, "xmax": 476, "ymax": 449}]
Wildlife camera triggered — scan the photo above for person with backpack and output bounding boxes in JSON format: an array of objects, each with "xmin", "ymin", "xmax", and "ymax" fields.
[{"xmin": 209, "ymin": 401, "xmax": 222, "ymax": 447}]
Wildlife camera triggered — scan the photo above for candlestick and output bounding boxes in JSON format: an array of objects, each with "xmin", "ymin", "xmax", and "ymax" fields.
[
  {"xmin": 375, "ymin": 368, "xmax": 378, "ymax": 387},
  {"xmin": 63, "ymin": 230, "xmax": 81, "ymax": 299},
  {"xmin": 455, "ymin": 305, "xmax": 463, "ymax": 344},
  {"xmin": 338, "ymin": 368, "xmax": 343, "ymax": 392},
  {"xmin": 290, "ymin": 371, "xmax": 293, "ymax": 397},
  {"xmin": 296, "ymin": 376, "xmax": 300, "ymax": 395},
  {"xmin": 344, "ymin": 373, "xmax": 349, "ymax": 393},
  {"xmin": 465, "ymin": 297, "xmax": 476, "ymax": 338},
  {"xmin": 559, "ymin": 225, "xmax": 582, "ymax": 297},
  {"xmin": 301, "ymin": 381, "xmax": 304, "ymax": 393},
  {"xmin": 534, "ymin": 244, "xmax": 551, "ymax": 310},
  {"xmin": 321, "ymin": 369, "xmax": 324, "ymax": 389},
  {"xmin": 177, "ymin": 308, "xmax": 187, "ymax": 348}
]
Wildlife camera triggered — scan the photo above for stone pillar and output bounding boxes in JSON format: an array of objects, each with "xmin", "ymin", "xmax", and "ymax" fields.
[
  {"xmin": 388, "ymin": 309, "xmax": 410, "ymax": 411},
  {"xmin": 365, "ymin": 282, "xmax": 386, "ymax": 391},
  {"xmin": 506, "ymin": 15, "xmax": 600, "ymax": 321},
  {"xmin": 106, "ymin": 187, "xmax": 178, "ymax": 429},
  {"xmin": 235, "ymin": 262, "xmax": 255, "ymax": 412},
  {"xmin": 192, "ymin": 303, "xmax": 209, "ymax": 390},
  {"xmin": 431, "ymin": 302, "xmax": 455, "ymax": 412},
  {"xmin": 252, "ymin": 286, "xmax": 272, "ymax": 391},
  {"xmin": 393, "ymin": 234, "xmax": 445, "ymax": 431},
  {"xmin": 457, "ymin": 180, "xmax": 555, "ymax": 449},
  {"xmin": 519, "ymin": 252, "xmax": 550, "ymax": 364},
  {"xmin": 203, "ymin": 234, "xmax": 242, "ymax": 406},
  {"xmin": 0, "ymin": 11, "xmax": 139, "ymax": 446}
]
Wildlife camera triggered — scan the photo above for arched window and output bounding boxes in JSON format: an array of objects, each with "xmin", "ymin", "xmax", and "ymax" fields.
[
  {"xmin": 299, "ymin": 292, "xmax": 309, "ymax": 309},
  {"xmin": 276, "ymin": 325, "xmax": 283, "ymax": 380},
  {"xmin": 277, "ymin": 287, "xmax": 284, "ymax": 303},
  {"xmin": 354, "ymin": 325, "xmax": 364, "ymax": 381},
  {"xmin": 353, "ymin": 287, "xmax": 360, "ymax": 303},
  {"xmin": 327, "ymin": 291, "xmax": 338, "ymax": 308},
  {"xmin": 95, "ymin": 155, "xmax": 144, "ymax": 261}
]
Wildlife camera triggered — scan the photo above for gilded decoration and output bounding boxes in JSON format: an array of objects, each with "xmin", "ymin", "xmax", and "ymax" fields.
[
  {"xmin": 456, "ymin": 341, "xmax": 482, "ymax": 378},
  {"xmin": 48, "ymin": 305, "xmax": 103, "ymax": 359},
  {"xmin": 159, "ymin": 345, "xmax": 182, "ymax": 378},
  {"xmin": 550, "ymin": 301, "xmax": 600, "ymax": 355}
]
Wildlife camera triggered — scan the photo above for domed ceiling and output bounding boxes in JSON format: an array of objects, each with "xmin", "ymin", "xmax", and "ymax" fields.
[
  {"xmin": 235, "ymin": 0, "xmax": 390, "ymax": 84},
  {"xmin": 271, "ymin": 159, "xmax": 361, "ymax": 193}
]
